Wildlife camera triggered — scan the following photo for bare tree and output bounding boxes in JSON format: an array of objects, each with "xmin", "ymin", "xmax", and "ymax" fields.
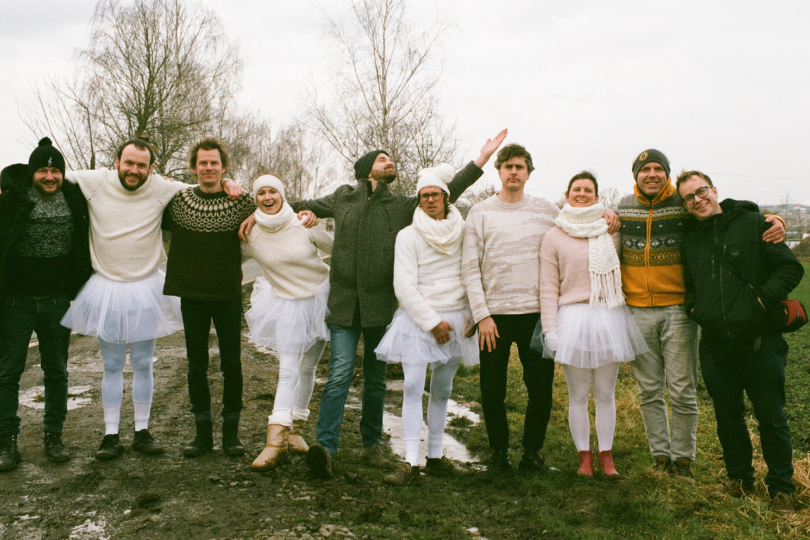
[
  {"xmin": 24, "ymin": 0, "xmax": 241, "ymax": 174},
  {"xmin": 306, "ymin": 0, "xmax": 460, "ymax": 193},
  {"xmin": 599, "ymin": 187, "xmax": 622, "ymax": 211},
  {"xmin": 208, "ymin": 112, "xmax": 338, "ymax": 201}
]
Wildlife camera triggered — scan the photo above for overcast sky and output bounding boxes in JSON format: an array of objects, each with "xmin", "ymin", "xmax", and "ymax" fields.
[{"xmin": 2, "ymin": 0, "xmax": 809, "ymax": 205}]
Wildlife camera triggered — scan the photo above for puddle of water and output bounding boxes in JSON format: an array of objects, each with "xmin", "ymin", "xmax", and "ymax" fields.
[
  {"xmin": 19, "ymin": 386, "xmax": 93, "ymax": 411},
  {"xmin": 69, "ymin": 518, "xmax": 108, "ymax": 540}
]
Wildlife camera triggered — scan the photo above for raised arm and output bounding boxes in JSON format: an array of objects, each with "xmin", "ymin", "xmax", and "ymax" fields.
[{"xmin": 289, "ymin": 188, "xmax": 341, "ymax": 219}]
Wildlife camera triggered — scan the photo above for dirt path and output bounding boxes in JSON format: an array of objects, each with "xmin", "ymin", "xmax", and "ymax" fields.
[{"xmin": 0, "ymin": 318, "xmax": 386, "ymax": 540}]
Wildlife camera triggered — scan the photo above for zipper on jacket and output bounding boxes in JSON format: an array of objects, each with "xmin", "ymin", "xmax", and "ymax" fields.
[
  {"xmin": 645, "ymin": 205, "xmax": 654, "ymax": 305},
  {"xmin": 714, "ymin": 221, "xmax": 730, "ymax": 339}
]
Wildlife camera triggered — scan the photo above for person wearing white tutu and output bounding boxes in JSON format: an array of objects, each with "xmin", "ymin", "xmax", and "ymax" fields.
[
  {"xmin": 537, "ymin": 171, "xmax": 648, "ymax": 477},
  {"xmin": 242, "ymin": 174, "xmax": 333, "ymax": 471},
  {"xmin": 62, "ymin": 135, "xmax": 243, "ymax": 460},
  {"xmin": 375, "ymin": 164, "xmax": 479, "ymax": 485}
]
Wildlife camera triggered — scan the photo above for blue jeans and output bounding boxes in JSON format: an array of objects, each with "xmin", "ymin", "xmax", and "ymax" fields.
[
  {"xmin": 700, "ymin": 333, "xmax": 794, "ymax": 496},
  {"xmin": 315, "ymin": 323, "xmax": 387, "ymax": 455},
  {"xmin": 0, "ymin": 295, "xmax": 71, "ymax": 435}
]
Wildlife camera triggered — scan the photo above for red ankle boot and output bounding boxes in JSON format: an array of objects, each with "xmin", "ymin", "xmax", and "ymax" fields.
[
  {"xmin": 578, "ymin": 450, "xmax": 593, "ymax": 476},
  {"xmin": 597, "ymin": 449, "xmax": 621, "ymax": 478}
]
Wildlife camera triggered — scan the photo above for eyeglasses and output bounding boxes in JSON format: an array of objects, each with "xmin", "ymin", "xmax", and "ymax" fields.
[
  {"xmin": 420, "ymin": 191, "xmax": 444, "ymax": 201},
  {"xmin": 682, "ymin": 186, "xmax": 711, "ymax": 206}
]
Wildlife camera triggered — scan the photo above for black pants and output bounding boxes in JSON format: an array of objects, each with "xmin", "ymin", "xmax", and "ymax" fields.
[
  {"xmin": 700, "ymin": 333, "xmax": 794, "ymax": 496},
  {"xmin": 479, "ymin": 313, "xmax": 555, "ymax": 453},
  {"xmin": 181, "ymin": 298, "xmax": 243, "ymax": 421}
]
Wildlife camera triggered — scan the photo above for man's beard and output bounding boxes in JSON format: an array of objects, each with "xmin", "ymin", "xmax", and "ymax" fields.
[
  {"xmin": 370, "ymin": 168, "xmax": 397, "ymax": 184},
  {"xmin": 118, "ymin": 170, "xmax": 148, "ymax": 191}
]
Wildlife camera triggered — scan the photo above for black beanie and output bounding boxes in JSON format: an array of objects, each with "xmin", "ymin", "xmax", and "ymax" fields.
[
  {"xmin": 354, "ymin": 149, "xmax": 389, "ymax": 180},
  {"xmin": 632, "ymin": 149, "xmax": 670, "ymax": 180},
  {"xmin": 28, "ymin": 137, "xmax": 66, "ymax": 179}
]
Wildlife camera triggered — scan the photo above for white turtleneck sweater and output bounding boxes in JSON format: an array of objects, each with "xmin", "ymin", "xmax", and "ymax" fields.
[
  {"xmin": 393, "ymin": 225, "xmax": 468, "ymax": 332},
  {"xmin": 67, "ymin": 169, "xmax": 187, "ymax": 282},
  {"xmin": 242, "ymin": 218, "xmax": 333, "ymax": 300}
]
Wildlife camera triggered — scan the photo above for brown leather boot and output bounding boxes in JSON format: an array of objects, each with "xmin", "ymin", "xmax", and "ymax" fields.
[
  {"xmin": 578, "ymin": 450, "xmax": 593, "ymax": 477},
  {"xmin": 597, "ymin": 449, "xmax": 621, "ymax": 478},
  {"xmin": 287, "ymin": 419, "xmax": 308, "ymax": 453},
  {"xmin": 251, "ymin": 425, "xmax": 289, "ymax": 471}
]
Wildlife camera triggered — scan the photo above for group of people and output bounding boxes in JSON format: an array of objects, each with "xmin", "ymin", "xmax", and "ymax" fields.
[{"xmin": 0, "ymin": 133, "xmax": 804, "ymax": 514}]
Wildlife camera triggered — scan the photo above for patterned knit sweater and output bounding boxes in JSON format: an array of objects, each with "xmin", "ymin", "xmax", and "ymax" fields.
[
  {"xmin": 163, "ymin": 187, "xmax": 256, "ymax": 301},
  {"xmin": 617, "ymin": 180, "xmax": 693, "ymax": 307},
  {"xmin": 462, "ymin": 194, "xmax": 560, "ymax": 322}
]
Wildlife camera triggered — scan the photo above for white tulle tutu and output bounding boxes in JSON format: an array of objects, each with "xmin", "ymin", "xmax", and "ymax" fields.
[
  {"xmin": 533, "ymin": 303, "xmax": 648, "ymax": 369},
  {"xmin": 61, "ymin": 270, "xmax": 183, "ymax": 344},
  {"xmin": 245, "ymin": 277, "xmax": 330, "ymax": 353},
  {"xmin": 375, "ymin": 306, "xmax": 479, "ymax": 368}
]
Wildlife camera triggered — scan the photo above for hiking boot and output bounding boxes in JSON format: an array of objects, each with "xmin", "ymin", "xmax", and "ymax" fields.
[
  {"xmin": 44, "ymin": 432, "xmax": 71, "ymax": 463},
  {"xmin": 771, "ymin": 492, "xmax": 796, "ymax": 515},
  {"xmin": 0, "ymin": 433, "xmax": 21, "ymax": 472},
  {"xmin": 425, "ymin": 455, "xmax": 472, "ymax": 477},
  {"xmin": 183, "ymin": 420, "xmax": 213, "ymax": 458},
  {"xmin": 222, "ymin": 418, "xmax": 245, "ymax": 457},
  {"xmin": 359, "ymin": 445, "xmax": 396, "ymax": 470},
  {"xmin": 95, "ymin": 434, "xmax": 125, "ymax": 461},
  {"xmin": 518, "ymin": 451, "xmax": 558, "ymax": 475},
  {"xmin": 652, "ymin": 455, "xmax": 672, "ymax": 473},
  {"xmin": 674, "ymin": 458, "xmax": 694, "ymax": 482},
  {"xmin": 475, "ymin": 450, "xmax": 513, "ymax": 482},
  {"xmin": 306, "ymin": 443, "xmax": 332, "ymax": 479},
  {"xmin": 383, "ymin": 462, "xmax": 422, "ymax": 486},
  {"xmin": 131, "ymin": 429, "xmax": 165, "ymax": 455},
  {"xmin": 712, "ymin": 479, "xmax": 754, "ymax": 498}
]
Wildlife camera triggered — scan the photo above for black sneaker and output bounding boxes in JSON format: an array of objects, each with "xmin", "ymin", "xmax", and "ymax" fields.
[
  {"xmin": 44, "ymin": 432, "xmax": 71, "ymax": 463},
  {"xmin": 475, "ymin": 450, "xmax": 513, "ymax": 482},
  {"xmin": 518, "ymin": 451, "xmax": 558, "ymax": 475},
  {"xmin": 306, "ymin": 443, "xmax": 333, "ymax": 479},
  {"xmin": 425, "ymin": 455, "xmax": 472, "ymax": 477},
  {"xmin": 0, "ymin": 433, "xmax": 21, "ymax": 472},
  {"xmin": 131, "ymin": 429, "xmax": 165, "ymax": 456},
  {"xmin": 95, "ymin": 434, "xmax": 125, "ymax": 461}
]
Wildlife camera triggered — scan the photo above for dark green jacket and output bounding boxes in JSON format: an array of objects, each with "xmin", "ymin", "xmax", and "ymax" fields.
[{"xmin": 292, "ymin": 161, "xmax": 482, "ymax": 327}]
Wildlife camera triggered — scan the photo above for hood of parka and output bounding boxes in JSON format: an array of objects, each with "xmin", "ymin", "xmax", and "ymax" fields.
[{"xmin": 0, "ymin": 163, "xmax": 30, "ymax": 194}]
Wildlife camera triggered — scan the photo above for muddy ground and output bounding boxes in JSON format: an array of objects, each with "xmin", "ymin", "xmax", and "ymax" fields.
[{"xmin": 0, "ymin": 308, "xmax": 446, "ymax": 540}]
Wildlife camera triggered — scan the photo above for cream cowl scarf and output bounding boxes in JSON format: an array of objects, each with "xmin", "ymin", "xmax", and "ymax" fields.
[
  {"xmin": 412, "ymin": 204, "xmax": 464, "ymax": 255},
  {"xmin": 554, "ymin": 202, "xmax": 624, "ymax": 308},
  {"xmin": 254, "ymin": 201, "xmax": 295, "ymax": 233}
]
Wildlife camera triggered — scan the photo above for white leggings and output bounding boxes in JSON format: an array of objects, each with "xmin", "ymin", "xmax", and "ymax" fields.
[
  {"xmin": 99, "ymin": 338, "xmax": 156, "ymax": 434},
  {"xmin": 562, "ymin": 362, "xmax": 620, "ymax": 452},
  {"xmin": 268, "ymin": 340, "xmax": 325, "ymax": 427},
  {"xmin": 401, "ymin": 357, "xmax": 461, "ymax": 466}
]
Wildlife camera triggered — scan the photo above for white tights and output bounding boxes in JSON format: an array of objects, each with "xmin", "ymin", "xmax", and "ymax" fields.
[
  {"xmin": 268, "ymin": 340, "xmax": 325, "ymax": 427},
  {"xmin": 401, "ymin": 357, "xmax": 461, "ymax": 467},
  {"xmin": 563, "ymin": 362, "xmax": 620, "ymax": 452},
  {"xmin": 99, "ymin": 338, "xmax": 156, "ymax": 435}
]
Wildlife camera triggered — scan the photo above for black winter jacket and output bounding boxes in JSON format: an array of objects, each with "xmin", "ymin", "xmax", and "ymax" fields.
[
  {"xmin": 292, "ymin": 161, "xmax": 482, "ymax": 328},
  {"xmin": 0, "ymin": 163, "xmax": 93, "ymax": 299},
  {"xmin": 682, "ymin": 199, "xmax": 804, "ymax": 341}
]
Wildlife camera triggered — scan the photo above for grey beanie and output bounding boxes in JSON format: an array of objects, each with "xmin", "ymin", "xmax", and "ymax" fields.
[{"xmin": 632, "ymin": 149, "xmax": 670, "ymax": 180}]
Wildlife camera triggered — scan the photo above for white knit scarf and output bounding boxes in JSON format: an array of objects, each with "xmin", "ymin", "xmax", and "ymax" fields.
[
  {"xmin": 554, "ymin": 202, "xmax": 624, "ymax": 308},
  {"xmin": 254, "ymin": 201, "xmax": 295, "ymax": 233},
  {"xmin": 412, "ymin": 204, "xmax": 464, "ymax": 255}
]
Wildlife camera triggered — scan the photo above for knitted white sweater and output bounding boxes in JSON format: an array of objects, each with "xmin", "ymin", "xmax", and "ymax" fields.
[
  {"xmin": 242, "ymin": 218, "xmax": 333, "ymax": 300},
  {"xmin": 394, "ymin": 225, "xmax": 467, "ymax": 332},
  {"xmin": 67, "ymin": 170, "xmax": 187, "ymax": 282}
]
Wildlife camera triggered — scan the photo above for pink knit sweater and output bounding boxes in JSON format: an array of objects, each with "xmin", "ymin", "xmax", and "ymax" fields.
[{"xmin": 539, "ymin": 227, "xmax": 621, "ymax": 332}]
